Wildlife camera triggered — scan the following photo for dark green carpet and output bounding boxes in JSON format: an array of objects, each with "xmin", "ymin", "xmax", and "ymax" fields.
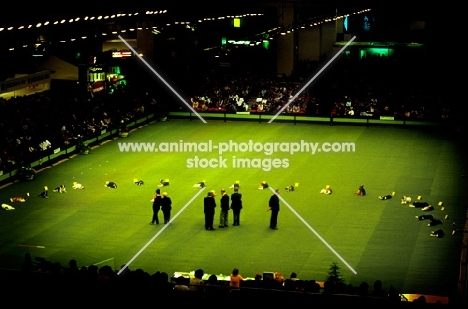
[{"xmin": 0, "ymin": 119, "xmax": 466, "ymax": 298}]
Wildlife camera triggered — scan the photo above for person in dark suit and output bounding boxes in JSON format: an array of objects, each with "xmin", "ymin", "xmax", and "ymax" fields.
[
  {"xmin": 204, "ymin": 190, "xmax": 216, "ymax": 230},
  {"xmin": 150, "ymin": 189, "xmax": 162, "ymax": 225},
  {"xmin": 161, "ymin": 192, "xmax": 172, "ymax": 224},
  {"xmin": 268, "ymin": 189, "xmax": 280, "ymax": 230},
  {"xmin": 230, "ymin": 187, "xmax": 243, "ymax": 226},
  {"xmin": 218, "ymin": 189, "xmax": 230, "ymax": 228}
]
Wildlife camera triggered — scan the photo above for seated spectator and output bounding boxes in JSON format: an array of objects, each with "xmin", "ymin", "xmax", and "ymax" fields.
[
  {"xmin": 370, "ymin": 279, "xmax": 387, "ymax": 298},
  {"xmin": 284, "ymin": 272, "xmax": 303, "ymax": 292},
  {"xmin": 274, "ymin": 271, "xmax": 285, "ymax": 286},
  {"xmin": 173, "ymin": 276, "xmax": 190, "ymax": 293},
  {"xmin": 189, "ymin": 268, "xmax": 205, "ymax": 292},
  {"xmin": 229, "ymin": 268, "xmax": 245, "ymax": 289}
]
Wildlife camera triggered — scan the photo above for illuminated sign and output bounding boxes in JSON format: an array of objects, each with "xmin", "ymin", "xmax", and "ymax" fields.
[{"xmin": 112, "ymin": 51, "xmax": 133, "ymax": 58}]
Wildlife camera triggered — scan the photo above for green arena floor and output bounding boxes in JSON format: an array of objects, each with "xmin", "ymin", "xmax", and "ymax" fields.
[{"xmin": 1, "ymin": 118, "xmax": 466, "ymax": 300}]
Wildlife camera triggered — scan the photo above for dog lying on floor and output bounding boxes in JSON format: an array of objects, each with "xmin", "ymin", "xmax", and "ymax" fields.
[
  {"xmin": 105, "ymin": 181, "xmax": 118, "ymax": 189},
  {"xmin": 427, "ymin": 218, "xmax": 442, "ymax": 227},
  {"xmin": 378, "ymin": 195, "xmax": 392, "ymax": 200},
  {"xmin": 10, "ymin": 193, "xmax": 29, "ymax": 202},
  {"xmin": 401, "ymin": 196, "xmax": 412, "ymax": 204},
  {"xmin": 430, "ymin": 229, "xmax": 444, "ymax": 238},
  {"xmin": 158, "ymin": 179, "xmax": 169, "ymax": 187},
  {"xmin": 72, "ymin": 182, "xmax": 85, "ymax": 189},
  {"xmin": 410, "ymin": 201, "xmax": 430, "ymax": 208},
  {"xmin": 416, "ymin": 214, "xmax": 433, "ymax": 221},
  {"xmin": 193, "ymin": 181, "xmax": 206, "ymax": 188},
  {"xmin": 53, "ymin": 185, "xmax": 67, "ymax": 193},
  {"xmin": 2, "ymin": 203, "xmax": 15, "ymax": 210}
]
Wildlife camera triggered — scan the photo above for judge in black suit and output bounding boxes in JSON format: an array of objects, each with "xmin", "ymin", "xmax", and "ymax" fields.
[
  {"xmin": 150, "ymin": 189, "xmax": 162, "ymax": 225},
  {"xmin": 268, "ymin": 189, "xmax": 280, "ymax": 230},
  {"xmin": 204, "ymin": 190, "xmax": 217, "ymax": 230},
  {"xmin": 230, "ymin": 187, "xmax": 243, "ymax": 226},
  {"xmin": 161, "ymin": 192, "xmax": 172, "ymax": 224},
  {"xmin": 219, "ymin": 189, "xmax": 230, "ymax": 228}
]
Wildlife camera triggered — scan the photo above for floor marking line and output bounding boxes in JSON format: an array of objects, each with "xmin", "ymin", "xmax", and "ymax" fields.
[
  {"xmin": 118, "ymin": 35, "xmax": 207, "ymax": 124},
  {"xmin": 268, "ymin": 187, "xmax": 357, "ymax": 274},
  {"xmin": 268, "ymin": 36, "xmax": 356, "ymax": 123},
  {"xmin": 117, "ymin": 187, "xmax": 207, "ymax": 275}
]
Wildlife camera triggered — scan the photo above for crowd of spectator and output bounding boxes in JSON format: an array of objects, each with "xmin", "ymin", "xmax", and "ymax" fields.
[
  {"xmin": 0, "ymin": 253, "xmax": 444, "ymax": 306},
  {"xmin": 0, "ymin": 87, "xmax": 162, "ymax": 173},
  {"xmin": 1, "ymin": 52, "xmax": 459, "ymax": 176},
  {"xmin": 187, "ymin": 54, "xmax": 454, "ymax": 124}
]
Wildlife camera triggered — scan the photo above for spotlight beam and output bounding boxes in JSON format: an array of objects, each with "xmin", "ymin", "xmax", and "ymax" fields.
[
  {"xmin": 118, "ymin": 35, "xmax": 207, "ymax": 123},
  {"xmin": 117, "ymin": 187, "xmax": 207, "ymax": 275},
  {"xmin": 268, "ymin": 187, "xmax": 357, "ymax": 275},
  {"xmin": 268, "ymin": 36, "xmax": 356, "ymax": 123}
]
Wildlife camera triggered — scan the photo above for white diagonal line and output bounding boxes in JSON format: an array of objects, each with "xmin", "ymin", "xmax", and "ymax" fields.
[
  {"xmin": 268, "ymin": 36, "xmax": 357, "ymax": 123},
  {"xmin": 117, "ymin": 187, "xmax": 207, "ymax": 275},
  {"xmin": 118, "ymin": 35, "xmax": 207, "ymax": 124},
  {"xmin": 268, "ymin": 187, "xmax": 357, "ymax": 274}
]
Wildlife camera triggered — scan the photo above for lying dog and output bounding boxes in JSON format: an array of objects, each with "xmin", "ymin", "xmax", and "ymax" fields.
[
  {"xmin": 422, "ymin": 205, "xmax": 434, "ymax": 211},
  {"xmin": 2, "ymin": 203, "xmax": 15, "ymax": 210},
  {"xmin": 10, "ymin": 193, "xmax": 29, "ymax": 202},
  {"xmin": 401, "ymin": 196, "xmax": 412, "ymax": 204},
  {"xmin": 379, "ymin": 195, "xmax": 392, "ymax": 200},
  {"xmin": 416, "ymin": 214, "xmax": 433, "ymax": 221},
  {"xmin": 193, "ymin": 181, "xmax": 206, "ymax": 188},
  {"xmin": 158, "ymin": 179, "xmax": 169, "ymax": 187},
  {"xmin": 410, "ymin": 201, "xmax": 430, "ymax": 208},
  {"xmin": 105, "ymin": 181, "xmax": 118, "ymax": 189},
  {"xmin": 53, "ymin": 185, "xmax": 67, "ymax": 193},
  {"xmin": 72, "ymin": 182, "xmax": 85, "ymax": 189},
  {"xmin": 427, "ymin": 218, "xmax": 442, "ymax": 227},
  {"xmin": 430, "ymin": 229, "xmax": 444, "ymax": 238}
]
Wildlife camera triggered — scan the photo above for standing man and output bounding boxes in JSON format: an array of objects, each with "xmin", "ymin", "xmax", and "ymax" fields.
[
  {"xmin": 204, "ymin": 190, "xmax": 216, "ymax": 230},
  {"xmin": 268, "ymin": 189, "xmax": 280, "ymax": 230},
  {"xmin": 230, "ymin": 186, "xmax": 243, "ymax": 226},
  {"xmin": 161, "ymin": 192, "xmax": 172, "ymax": 224},
  {"xmin": 219, "ymin": 189, "xmax": 230, "ymax": 228},
  {"xmin": 150, "ymin": 189, "xmax": 162, "ymax": 225}
]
